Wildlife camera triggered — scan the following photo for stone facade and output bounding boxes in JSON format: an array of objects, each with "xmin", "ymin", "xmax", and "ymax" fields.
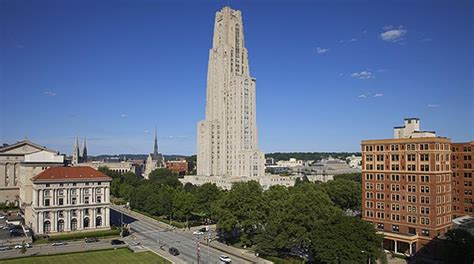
[
  {"xmin": 0, "ymin": 140, "xmax": 64, "ymax": 204},
  {"xmin": 30, "ymin": 167, "xmax": 111, "ymax": 235},
  {"xmin": 197, "ymin": 7, "xmax": 264, "ymax": 179}
]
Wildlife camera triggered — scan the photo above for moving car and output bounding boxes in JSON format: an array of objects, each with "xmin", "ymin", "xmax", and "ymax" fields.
[
  {"xmin": 168, "ymin": 247, "xmax": 180, "ymax": 256},
  {"xmin": 219, "ymin": 255, "xmax": 232, "ymax": 263},
  {"xmin": 111, "ymin": 239, "xmax": 125, "ymax": 245},
  {"xmin": 14, "ymin": 243, "xmax": 31, "ymax": 249},
  {"xmin": 85, "ymin": 237, "xmax": 99, "ymax": 243},
  {"xmin": 51, "ymin": 241, "xmax": 67, "ymax": 246},
  {"xmin": 193, "ymin": 230, "xmax": 204, "ymax": 235}
]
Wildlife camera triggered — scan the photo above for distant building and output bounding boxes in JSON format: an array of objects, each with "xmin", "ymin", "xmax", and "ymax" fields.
[
  {"xmin": 72, "ymin": 137, "xmax": 88, "ymax": 165},
  {"xmin": 144, "ymin": 130, "xmax": 165, "ymax": 179},
  {"xmin": 393, "ymin": 118, "xmax": 437, "ymax": 139},
  {"xmin": 265, "ymin": 157, "xmax": 275, "ymax": 166},
  {"xmin": 30, "ymin": 166, "xmax": 111, "ymax": 235},
  {"xmin": 276, "ymin": 158, "xmax": 303, "ymax": 168},
  {"xmin": 0, "ymin": 140, "xmax": 66, "ymax": 204},
  {"xmin": 82, "ymin": 161, "xmax": 138, "ymax": 175},
  {"xmin": 346, "ymin": 155, "xmax": 362, "ymax": 169},
  {"xmin": 166, "ymin": 159, "xmax": 188, "ymax": 175}
]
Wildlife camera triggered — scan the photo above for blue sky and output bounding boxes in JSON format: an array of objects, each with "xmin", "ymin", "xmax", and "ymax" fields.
[{"xmin": 1, "ymin": 0, "xmax": 473, "ymax": 155}]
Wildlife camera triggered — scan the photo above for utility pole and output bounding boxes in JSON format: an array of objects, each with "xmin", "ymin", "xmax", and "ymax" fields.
[{"xmin": 196, "ymin": 239, "xmax": 201, "ymax": 264}]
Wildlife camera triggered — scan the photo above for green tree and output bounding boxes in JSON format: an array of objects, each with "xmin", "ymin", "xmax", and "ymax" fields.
[
  {"xmin": 320, "ymin": 179, "xmax": 361, "ymax": 210},
  {"xmin": 439, "ymin": 229, "xmax": 474, "ymax": 264},
  {"xmin": 172, "ymin": 189, "xmax": 195, "ymax": 226},
  {"xmin": 149, "ymin": 168, "xmax": 182, "ymax": 188},
  {"xmin": 333, "ymin": 173, "xmax": 362, "ymax": 183},
  {"xmin": 212, "ymin": 181, "xmax": 265, "ymax": 246},
  {"xmin": 311, "ymin": 214, "xmax": 382, "ymax": 264},
  {"xmin": 194, "ymin": 183, "xmax": 222, "ymax": 218}
]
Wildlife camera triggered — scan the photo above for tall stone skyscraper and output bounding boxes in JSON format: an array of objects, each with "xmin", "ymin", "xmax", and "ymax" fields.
[{"xmin": 197, "ymin": 7, "xmax": 265, "ymax": 178}]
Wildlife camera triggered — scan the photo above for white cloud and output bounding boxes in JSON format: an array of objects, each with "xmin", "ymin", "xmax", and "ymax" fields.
[
  {"xmin": 351, "ymin": 71, "xmax": 374, "ymax": 79},
  {"xmin": 120, "ymin": 114, "xmax": 127, "ymax": 118},
  {"xmin": 380, "ymin": 25, "xmax": 407, "ymax": 42},
  {"xmin": 316, "ymin": 47, "xmax": 329, "ymax": 54},
  {"xmin": 427, "ymin": 104, "xmax": 440, "ymax": 108},
  {"xmin": 43, "ymin": 91, "xmax": 57, "ymax": 96},
  {"xmin": 374, "ymin": 93, "xmax": 383, "ymax": 97},
  {"xmin": 339, "ymin": 38, "xmax": 358, "ymax": 44},
  {"xmin": 358, "ymin": 94, "xmax": 367, "ymax": 98}
]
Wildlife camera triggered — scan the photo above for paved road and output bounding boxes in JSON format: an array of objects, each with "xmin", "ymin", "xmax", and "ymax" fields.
[
  {"xmin": 111, "ymin": 209, "xmax": 251, "ymax": 264},
  {"xmin": 0, "ymin": 238, "xmax": 127, "ymax": 260}
]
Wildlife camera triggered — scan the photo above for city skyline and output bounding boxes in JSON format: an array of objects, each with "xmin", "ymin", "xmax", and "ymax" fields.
[{"xmin": 2, "ymin": 0, "xmax": 473, "ymax": 155}]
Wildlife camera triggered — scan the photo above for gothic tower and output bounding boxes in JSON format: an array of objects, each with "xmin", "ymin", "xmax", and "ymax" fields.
[
  {"xmin": 82, "ymin": 138, "xmax": 88, "ymax": 163},
  {"xmin": 197, "ymin": 7, "xmax": 265, "ymax": 178},
  {"xmin": 72, "ymin": 137, "xmax": 80, "ymax": 165}
]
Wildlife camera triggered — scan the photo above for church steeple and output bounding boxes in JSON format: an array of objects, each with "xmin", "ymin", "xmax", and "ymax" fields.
[
  {"xmin": 153, "ymin": 128, "xmax": 159, "ymax": 155},
  {"xmin": 82, "ymin": 138, "xmax": 88, "ymax": 163},
  {"xmin": 72, "ymin": 137, "xmax": 80, "ymax": 165}
]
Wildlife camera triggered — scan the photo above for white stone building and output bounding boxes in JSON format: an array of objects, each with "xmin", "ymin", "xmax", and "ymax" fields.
[
  {"xmin": 276, "ymin": 158, "xmax": 304, "ymax": 168},
  {"xmin": 196, "ymin": 6, "xmax": 264, "ymax": 179},
  {"xmin": 393, "ymin": 118, "xmax": 436, "ymax": 139},
  {"xmin": 0, "ymin": 140, "xmax": 65, "ymax": 204},
  {"xmin": 30, "ymin": 166, "xmax": 111, "ymax": 235}
]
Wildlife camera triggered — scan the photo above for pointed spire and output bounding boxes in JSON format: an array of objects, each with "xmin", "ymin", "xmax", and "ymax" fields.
[
  {"xmin": 72, "ymin": 136, "xmax": 80, "ymax": 165},
  {"xmin": 82, "ymin": 137, "xmax": 88, "ymax": 163},
  {"xmin": 154, "ymin": 127, "xmax": 159, "ymax": 155}
]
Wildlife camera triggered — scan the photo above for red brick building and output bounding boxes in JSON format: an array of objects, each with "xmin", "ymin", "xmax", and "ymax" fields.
[
  {"xmin": 451, "ymin": 142, "xmax": 474, "ymax": 217},
  {"xmin": 166, "ymin": 159, "xmax": 188, "ymax": 175}
]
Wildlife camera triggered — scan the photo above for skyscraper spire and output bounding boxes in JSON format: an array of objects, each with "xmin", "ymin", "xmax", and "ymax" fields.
[
  {"xmin": 82, "ymin": 137, "xmax": 88, "ymax": 163},
  {"xmin": 153, "ymin": 128, "xmax": 159, "ymax": 155}
]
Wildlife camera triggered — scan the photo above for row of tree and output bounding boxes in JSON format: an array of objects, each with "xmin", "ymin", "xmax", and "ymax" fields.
[{"xmin": 100, "ymin": 166, "xmax": 377, "ymax": 262}]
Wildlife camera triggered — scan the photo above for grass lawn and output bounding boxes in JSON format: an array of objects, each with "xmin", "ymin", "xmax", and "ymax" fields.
[{"xmin": 0, "ymin": 248, "xmax": 170, "ymax": 264}]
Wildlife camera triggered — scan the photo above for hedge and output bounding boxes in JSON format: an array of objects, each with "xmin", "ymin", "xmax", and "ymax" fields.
[{"xmin": 46, "ymin": 228, "xmax": 121, "ymax": 242}]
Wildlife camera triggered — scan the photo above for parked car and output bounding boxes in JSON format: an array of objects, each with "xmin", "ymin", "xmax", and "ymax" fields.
[
  {"xmin": 111, "ymin": 239, "xmax": 125, "ymax": 245},
  {"xmin": 0, "ymin": 246, "xmax": 12, "ymax": 251},
  {"xmin": 51, "ymin": 241, "xmax": 67, "ymax": 246},
  {"xmin": 219, "ymin": 255, "xmax": 232, "ymax": 263},
  {"xmin": 199, "ymin": 227, "xmax": 209, "ymax": 232},
  {"xmin": 85, "ymin": 237, "xmax": 99, "ymax": 243},
  {"xmin": 10, "ymin": 231, "xmax": 24, "ymax": 237},
  {"xmin": 193, "ymin": 230, "xmax": 204, "ymax": 235},
  {"xmin": 0, "ymin": 215, "xmax": 5, "ymax": 219},
  {"xmin": 168, "ymin": 247, "xmax": 180, "ymax": 256}
]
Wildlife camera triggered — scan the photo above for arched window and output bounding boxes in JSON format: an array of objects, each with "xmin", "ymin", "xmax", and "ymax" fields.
[
  {"xmin": 44, "ymin": 221, "xmax": 51, "ymax": 233},
  {"xmin": 57, "ymin": 219, "xmax": 64, "ymax": 232},
  {"xmin": 84, "ymin": 217, "xmax": 90, "ymax": 228},
  {"xmin": 96, "ymin": 216, "xmax": 102, "ymax": 227},
  {"xmin": 71, "ymin": 218, "xmax": 77, "ymax": 231}
]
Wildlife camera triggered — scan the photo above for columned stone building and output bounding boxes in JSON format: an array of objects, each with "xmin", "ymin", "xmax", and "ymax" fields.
[
  {"xmin": 196, "ymin": 6, "xmax": 264, "ymax": 179},
  {"xmin": 30, "ymin": 167, "xmax": 111, "ymax": 235},
  {"xmin": 0, "ymin": 140, "xmax": 64, "ymax": 204}
]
